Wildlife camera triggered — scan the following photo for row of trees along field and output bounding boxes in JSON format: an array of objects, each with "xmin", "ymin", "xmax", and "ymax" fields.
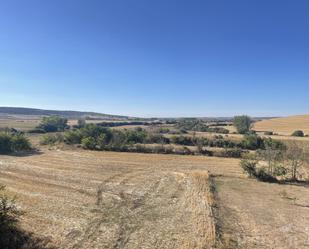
[
  {"xmin": 0, "ymin": 115, "xmax": 308, "ymax": 183},
  {"xmin": 241, "ymin": 140, "xmax": 309, "ymax": 182},
  {"xmin": 36, "ymin": 117, "xmax": 271, "ymax": 155},
  {"xmin": 233, "ymin": 116, "xmax": 309, "ymax": 182},
  {"xmin": 33, "ymin": 117, "xmax": 306, "ymax": 165},
  {"xmin": 28, "ymin": 115, "xmax": 307, "ymax": 137}
]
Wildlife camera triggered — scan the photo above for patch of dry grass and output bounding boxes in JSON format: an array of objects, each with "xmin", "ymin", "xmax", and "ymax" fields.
[{"xmin": 0, "ymin": 117, "xmax": 40, "ymax": 131}]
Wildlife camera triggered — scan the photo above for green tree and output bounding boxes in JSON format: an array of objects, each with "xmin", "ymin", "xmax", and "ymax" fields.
[
  {"xmin": 241, "ymin": 134, "xmax": 264, "ymax": 150},
  {"xmin": 38, "ymin": 116, "xmax": 68, "ymax": 132},
  {"xmin": 0, "ymin": 132, "xmax": 31, "ymax": 154},
  {"xmin": 233, "ymin": 115, "xmax": 252, "ymax": 134},
  {"xmin": 10, "ymin": 135, "xmax": 31, "ymax": 152},
  {"xmin": 258, "ymin": 138, "xmax": 286, "ymax": 176},
  {"xmin": 81, "ymin": 124, "xmax": 111, "ymax": 140},
  {"xmin": 81, "ymin": 137, "xmax": 97, "ymax": 150},
  {"xmin": 64, "ymin": 130, "xmax": 83, "ymax": 144},
  {"xmin": 240, "ymin": 158, "xmax": 257, "ymax": 177}
]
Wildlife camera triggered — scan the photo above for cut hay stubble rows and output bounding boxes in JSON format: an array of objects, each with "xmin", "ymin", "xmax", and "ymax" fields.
[{"xmin": 1, "ymin": 149, "xmax": 308, "ymax": 248}]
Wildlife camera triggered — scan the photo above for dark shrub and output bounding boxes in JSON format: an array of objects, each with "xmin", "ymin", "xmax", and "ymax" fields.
[
  {"xmin": 0, "ymin": 132, "xmax": 31, "ymax": 154},
  {"xmin": 254, "ymin": 168, "xmax": 277, "ymax": 182},
  {"xmin": 27, "ymin": 128, "xmax": 46, "ymax": 134},
  {"xmin": 240, "ymin": 159, "xmax": 257, "ymax": 177},
  {"xmin": 215, "ymin": 148, "xmax": 244, "ymax": 158},
  {"xmin": 264, "ymin": 131, "xmax": 273, "ymax": 135},
  {"xmin": 40, "ymin": 134, "xmax": 64, "ymax": 145},
  {"xmin": 38, "ymin": 116, "xmax": 68, "ymax": 132},
  {"xmin": 146, "ymin": 134, "xmax": 170, "ymax": 144},
  {"xmin": 291, "ymin": 130, "xmax": 304, "ymax": 137},
  {"xmin": 64, "ymin": 130, "xmax": 83, "ymax": 144},
  {"xmin": 81, "ymin": 124, "xmax": 111, "ymax": 140},
  {"xmin": 157, "ymin": 127, "xmax": 170, "ymax": 134},
  {"xmin": 203, "ymin": 137, "xmax": 239, "ymax": 149},
  {"xmin": 214, "ymin": 135, "xmax": 224, "ymax": 139},
  {"xmin": 241, "ymin": 134, "xmax": 264, "ymax": 150},
  {"xmin": 175, "ymin": 120, "xmax": 208, "ymax": 132},
  {"xmin": 125, "ymin": 128, "xmax": 147, "ymax": 144},
  {"xmin": 96, "ymin": 121, "xmax": 159, "ymax": 128},
  {"xmin": 273, "ymin": 165, "xmax": 287, "ymax": 177},
  {"xmin": 175, "ymin": 120, "xmax": 229, "ymax": 134},
  {"xmin": 0, "ymin": 133, "xmax": 12, "ymax": 153},
  {"xmin": 197, "ymin": 148, "xmax": 213, "ymax": 156},
  {"xmin": 10, "ymin": 135, "xmax": 31, "ymax": 152},
  {"xmin": 263, "ymin": 137, "xmax": 286, "ymax": 151},
  {"xmin": 81, "ymin": 137, "xmax": 97, "ymax": 150},
  {"xmin": 107, "ymin": 130, "xmax": 127, "ymax": 149},
  {"xmin": 170, "ymin": 136, "xmax": 194, "ymax": 146}
]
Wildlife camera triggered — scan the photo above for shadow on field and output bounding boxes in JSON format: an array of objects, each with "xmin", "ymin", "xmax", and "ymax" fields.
[
  {"xmin": 8, "ymin": 150, "xmax": 43, "ymax": 157},
  {"xmin": 254, "ymin": 178, "xmax": 309, "ymax": 189},
  {"xmin": 280, "ymin": 179, "xmax": 309, "ymax": 188},
  {"xmin": 0, "ymin": 184, "xmax": 55, "ymax": 249},
  {"xmin": 0, "ymin": 225, "xmax": 56, "ymax": 249}
]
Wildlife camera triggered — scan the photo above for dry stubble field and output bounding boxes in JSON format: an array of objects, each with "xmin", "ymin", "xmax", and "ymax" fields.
[
  {"xmin": 0, "ymin": 148, "xmax": 309, "ymax": 249},
  {"xmin": 254, "ymin": 115, "xmax": 309, "ymax": 136}
]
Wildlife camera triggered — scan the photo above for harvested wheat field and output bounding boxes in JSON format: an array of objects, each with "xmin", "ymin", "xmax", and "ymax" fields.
[
  {"xmin": 0, "ymin": 149, "xmax": 309, "ymax": 249},
  {"xmin": 0, "ymin": 116, "xmax": 41, "ymax": 131},
  {"xmin": 254, "ymin": 115, "xmax": 309, "ymax": 136}
]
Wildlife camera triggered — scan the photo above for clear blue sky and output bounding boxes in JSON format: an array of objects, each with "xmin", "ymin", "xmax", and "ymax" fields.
[{"xmin": 0, "ymin": 0, "xmax": 308, "ymax": 117}]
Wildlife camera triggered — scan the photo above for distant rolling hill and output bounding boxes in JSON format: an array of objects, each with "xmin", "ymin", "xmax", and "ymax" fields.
[
  {"xmin": 0, "ymin": 107, "xmax": 130, "ymax": 120},
  {"xmin": 254, "ymin": 114, "xmax": 309, "ymax": 135}
]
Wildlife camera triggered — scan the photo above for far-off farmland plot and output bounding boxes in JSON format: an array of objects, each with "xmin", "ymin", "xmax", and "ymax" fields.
[
  {"xmin": 0, "ymin": 115, "xmax": 41, "ymax": 131},
  {"xmin": 0, "ymin": 149, "xmax": 308, "ymax": 249},
  {"xmin": 254, "ymin": 115, "xmax": 309, "ymax": 136}
]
